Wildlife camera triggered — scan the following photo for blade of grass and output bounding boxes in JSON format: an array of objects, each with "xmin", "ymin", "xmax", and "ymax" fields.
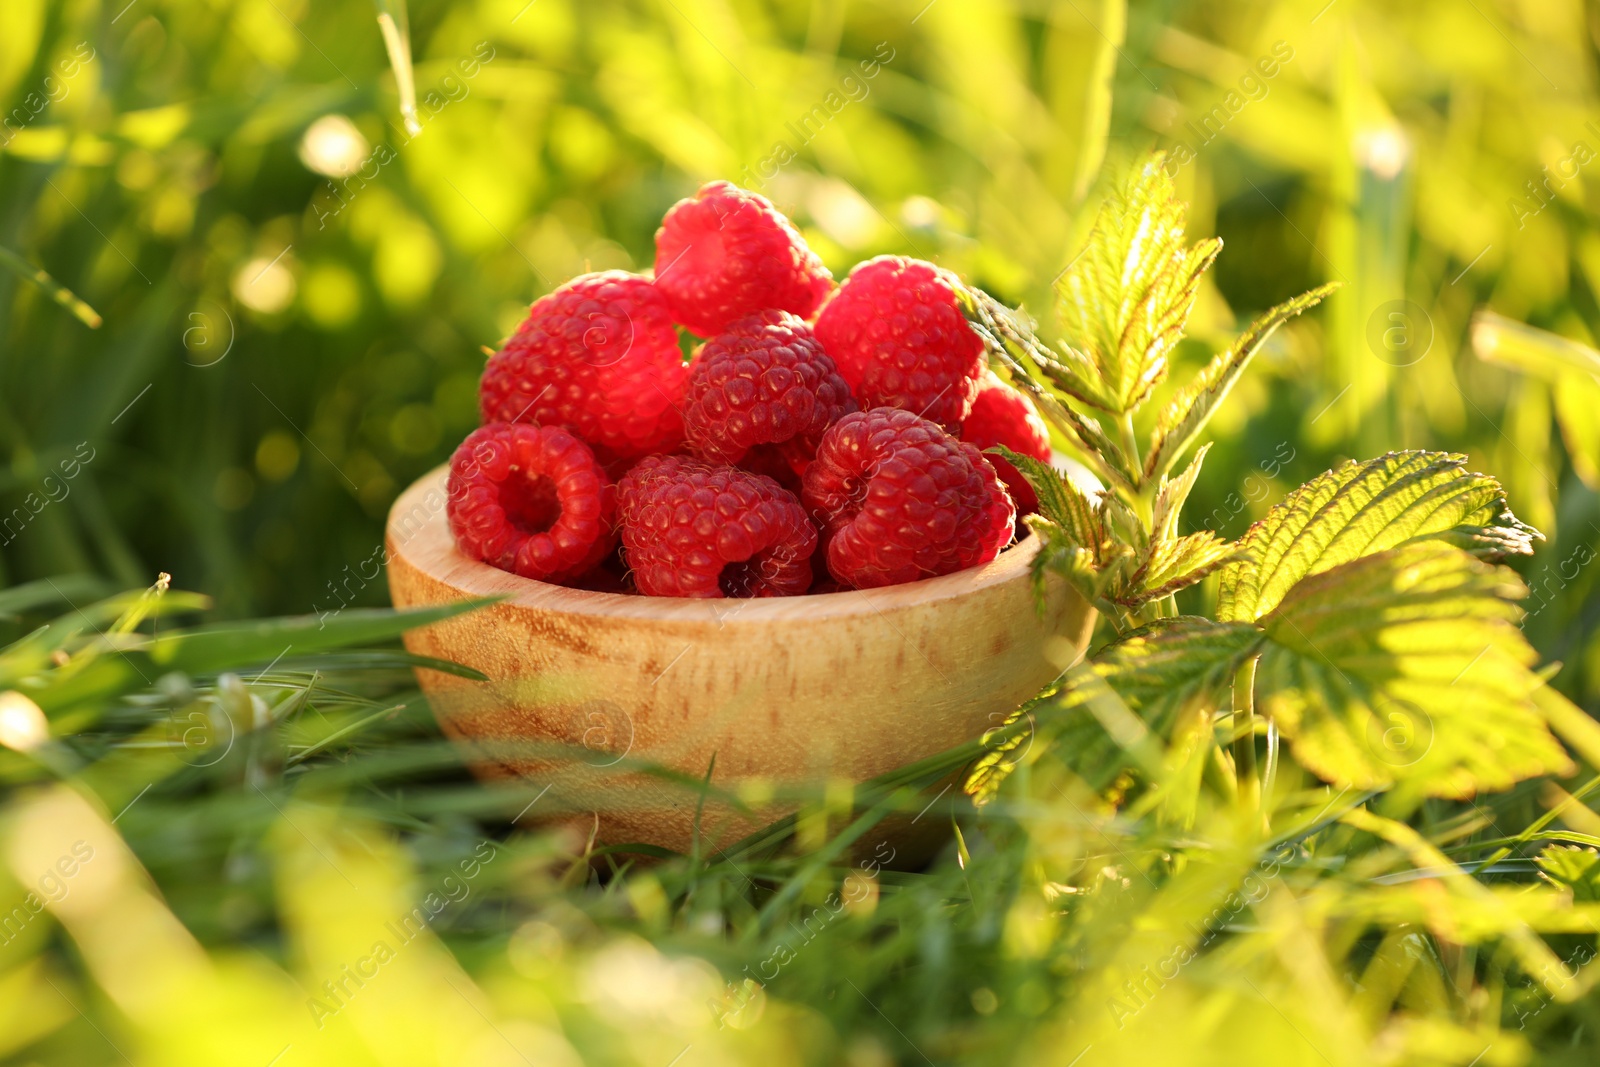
[
  {"xmin": 287, "ymin": 701, "xmax": 410, "ymax": 766},
  {"xmin": 748, "ymin": 788, "xmax": 914, "ymax": 937},
  {"xmin": 261, "ymin": 650, "xmax": 488, "ymax": 680},
  {"xmin": 0, "ymin": 245, "xmax": 102, "ymax": 328},
  {"xmin": 373, "ymin": 0, "xmax": 421, "ymax": 135},
  {"xmin": 1468, "ymin": 774, "xmax": 1600, "ymax": 874},
  {"xmin": 30, "ymin": 600, "xmax": 492, "ymax": 713},
  {"xmin": 0, "ymin": 575, "xmax": 111, "ymax": 620}
]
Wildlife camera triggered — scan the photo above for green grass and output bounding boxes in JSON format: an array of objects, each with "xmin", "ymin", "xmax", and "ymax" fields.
[{"xmin": 4, "ymin": 1, "xmax": 1600, "ymax": 1063}]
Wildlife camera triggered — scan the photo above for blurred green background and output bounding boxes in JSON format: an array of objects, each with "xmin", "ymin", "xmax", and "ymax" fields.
[{"xmin": 7, "ymin": 2, "xmax": 1600, "ymax": 1063}]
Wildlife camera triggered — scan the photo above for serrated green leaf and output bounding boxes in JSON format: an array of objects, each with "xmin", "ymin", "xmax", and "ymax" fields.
[
  {"xmin": 993, "ymin": 445, "xmax": 1099, "ymax": 547},
  {"xmin": 1110, "ymin": 443, "xmax": 1242, "ymax": 608},
  {"xmin": 1255, "ymin": 543, "xmax": 1574, "ymax": 798},
  {"xmin": 1035, "ymin": 386, "xmax": 1138, "ymax": 492},
  {"xmin": 1027, "ymin": 518, "xmax": 1130, "ymax": 616},
  {"xmin": 958, "ymin": 290, "xmax": 1138, "ymax": 491},
  {"xmin": 1100, "ymin": 490, "xmax": 1147, "ymax": 556},
  {"xmin": 1145, "ymin": 283, "xmax": 1337, "ymax": 480},
  {"xmin": 1027, "ymin": 522, "xmax": 1086, "ymax": 613},
  {"xmin": 1536, "ymin": 845, "xmax": 1600, "ymax": 901},
  {"xmin": 1054, "ymin": 154, "xmax": 1221, "ymax": 414},
  {"xmin": 1026, "ymin": 336, "xmax": 1115, "ymax": 410},
  {"xmin": 1151, "ymin": 443, "xmax": 1210, "ymax": 542},
  {"xmin": 966, "ymin": 651, "xmax": 1170, "ymax": 807},
  {"xmin": 1087, "ymin": 616, "xmax": 1262, "ymax": 737},
  {"xmin": 1116, "ymin": 531, "xmax": 1243, "ymax": 607},
  {"xmin": 1216, "ymin": 451, "xmax": 1538, "ymax": 623},
  {"xmin": 965, "ymin": 691, "xmax": 1051, "ymax": 807}
]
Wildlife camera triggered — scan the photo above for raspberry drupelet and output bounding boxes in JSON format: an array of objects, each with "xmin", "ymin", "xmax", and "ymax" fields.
[
  {"xmin": 447, "ymin": 423, "xmax": 616, "ymax": 584},
  {"xmin": 960, "ymin": 372, "xmax": 1053, "ymax": 515},
  {"xmin": 653, "ymin": 181, "xmax": 834, "ymax": 337},
  {"xmin": 682, "ymin": 310, "xmax": 856, "ymax": 474},
  {"xmin": 617, "ymin": 455, "xmax": 817, "ymax": 598},
  {"xmin": 478, "ymin": 271, "xmax": 687, "ymax": 463},
  {"xmin": 802, "ymin": 408, "xmax": 1015, "ymax": 590},
  {"xmin": 812, "ymin": 255, "xmax": 986, "ymax": 432}
]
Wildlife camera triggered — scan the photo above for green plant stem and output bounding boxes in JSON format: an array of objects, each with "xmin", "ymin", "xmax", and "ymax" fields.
[
  {"xmin": 1233, "ymin": 655, "xmax": 1260, "ymax": 814},
  {"xmin": 1117, "ymin": 410, "xmax": 1142, "ymax": 483}
]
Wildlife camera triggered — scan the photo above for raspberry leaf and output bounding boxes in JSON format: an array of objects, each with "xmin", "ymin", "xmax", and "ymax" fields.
[
  {"xmin": 1103, "ymin": 445, "xmax": 1243, "ymax": 608},
  {"xmin": 1216, "ymin": 451, "xmax": 1539, "ymax": 623},
  {"xmin": 1045, "ymin": 396, "xmax": 1140, "ymax": 493},
  {"xmin": 1151, "ymin": 443, "xmax": 1210, "ymax": 542},
  {"xmin": 970, "ymin": 629, "xmax": 1246, "ymax": 806},
  {"xmin": 959, "ymin": 291, "xmax": 1140, "ymax": 492},
  {"xmin": 1115, "ymin": 531, "xmax": 1244, "ymax": 608},
  {"xmin": 1053, "ymin": 154, "xmax": 1221, "ymax": 414},
  {"xmin": 1144, "ymin": 282, "xmax": 1338, "ymax": 481},
  {"xmin": 1025, "ymin": 516, "xmax": 1136, "ymax": 621},
  {"xmin": 1086, "ymin": 544, "xmax": 1575, "ymax": 798},
  {"xmin": 1080, "ymin": 616, "xmax": 1263, "ymax": 738},
  {"xmin": 1001, "ymin": 443, "xmax": 1237, "ymax": 621},
  {"xmin": 1254, "ymin": 543, "xmax": 1574, "ymax": 798},
  {"xmin": 992, "ymin": 446, "xmax": 1099, "ymax": 547}
]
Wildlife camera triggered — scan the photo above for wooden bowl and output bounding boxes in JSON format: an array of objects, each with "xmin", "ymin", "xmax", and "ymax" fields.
[{"xmin": 386, "ymin": 466, "xmax": 1095, "ymax": 855}]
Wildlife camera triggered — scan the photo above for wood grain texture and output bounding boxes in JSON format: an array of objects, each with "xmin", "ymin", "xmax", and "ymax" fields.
[{"xmin": 386, "ymin": 466, "xmax": 1096, "ymax": 853}]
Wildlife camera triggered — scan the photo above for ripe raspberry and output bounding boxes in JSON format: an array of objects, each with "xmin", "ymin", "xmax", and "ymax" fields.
[
  {"xmin": 447, "ymin": 424, "xmax": 616, "ymax": 584},
  {"xmin": 802, "ymin": 408, "xmax": 1015, "ymax": 589},
  {"xmin": 735, "ymin": 443, "xmax": 803, "ymax": 494},
  {"xmin": 812, "ymin": 255, "xmax": 986, "ymax": 432},
  {"xmin": 479, "ymin": 272, "xmax": 687, "ymax": 462},
  {"xmin": 653, "ymin": 181, "xmax": 833, "ymax": 337},
  {"xmin": 682, "ymin": 310, "xmax": 856, "ymax": 473},
  {"xmin": 961, "ymin": 373, "xmax": 1053, "ymax": 515},
  {"xmin": 618, "ymin": 455, "xmax": 816, "ymax": 598}
]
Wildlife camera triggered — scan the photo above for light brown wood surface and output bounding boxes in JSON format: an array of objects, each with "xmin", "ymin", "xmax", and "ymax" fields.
[{"xmin": 385, "ymin": 465, "xmax": 1096, "ymax": 854}]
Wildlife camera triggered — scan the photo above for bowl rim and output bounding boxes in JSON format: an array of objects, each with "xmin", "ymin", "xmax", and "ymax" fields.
[{"xmin": 387, "ymin": 465, "xmax": 1042, "ymax": 623}]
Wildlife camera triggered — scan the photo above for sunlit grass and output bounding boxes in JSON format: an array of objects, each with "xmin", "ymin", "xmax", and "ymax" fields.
[{"xmin": 3, "ymin": 0, "xmax": 1600, "ymax": 1063}]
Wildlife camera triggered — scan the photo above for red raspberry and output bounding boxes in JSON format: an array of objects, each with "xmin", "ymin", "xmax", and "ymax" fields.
[
  {"xmin": 682, "ymin": 310, "xmax": 856, "ymax": 473},
  {"xmin": 653, "ymin": 181, "xmax": 833, "ymax": 337},
  {"xmin": 617, "ymin": 455, "xmax": 817, "ymax": 598},
  {"xmin": 812, "ymin": 255, "xmax": 985, "ymax": 432},
  {"xmin": 735, "ymin": 443, "xmax": 803, "ymax": 494},
  {"xmin": 447, "ymin": 424, "xmax": 616, "ymax": 584},
  {"xmin": 961, "ymin": 373, "xmax": 1053, "ymax": 515},
  {"xmin": 479, "ymin": 271, "xmax": 687, "ymax": 462},
  {"xmin": 802, "ymin": 409, "xmax": 1014, "ymax": 589}
]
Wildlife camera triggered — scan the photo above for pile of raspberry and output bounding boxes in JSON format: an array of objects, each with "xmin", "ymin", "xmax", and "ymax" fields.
[{"xmin": 446, "ymin": 180, "xmax": 1054, "ymax": 599}]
